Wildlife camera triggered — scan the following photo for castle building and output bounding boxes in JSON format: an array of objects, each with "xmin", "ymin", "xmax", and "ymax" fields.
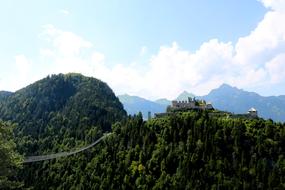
[{"xmin": 170, "ymin": 97, "xmax": 213, "ymax": 111}]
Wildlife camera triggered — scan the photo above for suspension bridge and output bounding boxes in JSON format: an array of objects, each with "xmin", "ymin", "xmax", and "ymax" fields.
[{"xmin": 23, "ymin": 133, "xmax": 111, "ymax": 163}]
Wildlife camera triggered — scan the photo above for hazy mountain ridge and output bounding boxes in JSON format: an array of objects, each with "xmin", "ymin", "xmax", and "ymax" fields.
[
  {"xmin": 203, "ymin": 84, "xmax": 285, "ymax": 122},
  {"xmin": 118, "ymin": 94, "xmax": 167, "ymax": 119},
  {"xmin": 118, "ymin": 92, "xmax": 196, "ymax": 119},
  {"xmin": 155, "ymin": 98, "xmax": 172, "ymax": 106},
  {"xmin": 176, "ymin": 90, "xmax": 195, "ymax": 100},
  {"xmin": 120, "ymin": 84, "xmax": 285, "ymax": 122}
]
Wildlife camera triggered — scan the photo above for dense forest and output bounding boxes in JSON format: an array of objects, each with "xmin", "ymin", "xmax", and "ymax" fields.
[
  {"xmin": 0, "ymin": 121, "xmax": 23, "ymax": 189},
  {"xmin": 0, "ymin": 73, "xmax": 126, "ymax": 156},
  {"xmin": 0, "ymin": 74, "xmax": 284, "ymax": 189},
  {"xmin": 14, "ymin": 111, "xmax": 285, "ymax": 189}
]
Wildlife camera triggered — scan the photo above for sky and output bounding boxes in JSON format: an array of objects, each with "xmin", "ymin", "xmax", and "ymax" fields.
[{"xmin": 0, "ymin": 0, "xmax": 285, "ymax": 100}]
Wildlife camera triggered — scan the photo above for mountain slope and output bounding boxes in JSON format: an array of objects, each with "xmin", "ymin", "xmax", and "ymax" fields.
[
  {"xmin": 0, "ymin": 90, "xmax": 12, "ymax": 100},
  {"xmin": 0, "ymin": 73, "xmax": 126, "ymax": 155},
  {"xmin": 118, "ymin": 94, "xmax": 167, "ymax": 118},
  {"xmin": 0, "ymin": 121, "xmax": 23, "ymax": 189},
  {"xmin": 118, "ymin": 91, "xmax": 197, "ymax": 118},
  {"xmin": 155, "ymin": 98, "xmax": 171, "ymax": 106},
  {"xmin": 119, "ymin": 84, "xmax": 285, "ymax": 122},
  {"xmin": 1, "ymin": 75, "xmax": 283, "ymax": 189},
  {"xmin": 176, "ymin": 90, "xmax": 195, "ymax": 101},
  {"xmin": 19, "ymin": 110, "xmax": 285, "ymax": 189},
  {"xmin": 202, "ymin": 84, "xmax": 285, "ymax": 122}
]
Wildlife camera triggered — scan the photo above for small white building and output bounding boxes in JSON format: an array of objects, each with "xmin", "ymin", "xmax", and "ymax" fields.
[{"xmin": 248, "ymin": 107, "xmax": 258, "ymax": 117}]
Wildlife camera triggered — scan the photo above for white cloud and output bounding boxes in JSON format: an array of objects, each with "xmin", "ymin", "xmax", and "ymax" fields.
[
  {"xmin": 2, "ymin": 0, "xmax": 285, "ymax": 99},
  {"xmin": 265, "ymin": 53, "xmax": 285, "ymax": 83},
  {"xmin": 36, "ymin": 24, "xmax": 98, "ymax": 76},
  {"xmin": 41, "ymin": 24, "xmax": 93, "ymax": 56},
  {"xmin": 40, "ymin": 48, "xmax": 54, "ymax": 57},
  {"xmin": 91, "ymin": 52, "xmax": 105, "ymax": 64},
  {"xmin": 106, "ymin": 0, "xmax": 285, "ymax": 99},
  {"xmin": 138, "ymin": 40, "xmax": 235, "ymax": 98},
  {"xmin": 59, "ymin": 9, "xmax": 70, "ymax": 16},
  {"xmin": 260, "ymin": 0, "xmax": 285, "ymax": 11},
  {"xmin": 140, "ymin": 46, "xmax": 148, "ymax": 56},
  {"xmin": 15, "ymin": 54, "xmax": 31, "ymax": 75},
  {"xmin": 121, "ymin": 0, "xmax": 285, "ymax": 99},
  {"xmin": 2, "ymin": 55, "xmax": 35, "ymax": 91}
]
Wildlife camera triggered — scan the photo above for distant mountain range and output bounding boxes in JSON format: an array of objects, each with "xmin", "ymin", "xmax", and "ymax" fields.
[
  {"xmin": 2, "ymin": 83, "xmax": 284, "ymax": 122},
  {"xmin": 202, "ymin": 84, "xmax": 285, "ymax": 122},
  {"xmin": 176, "ymin": 91, "xmax": 195, "ymax": 101},
  {"xmin": 155, "ymin": 98, "xmax": 171, "ymax": 106},
  {"xmin": 118, "ymin": 92, "xmax": 196, "ymax": 119},
  {"xmin": 119, "ymin": 84, "xmax": 285, "ymax": 122},
  {"xmin": 118, "ymin": 94, "xmax": 168, "ymax": 119}
]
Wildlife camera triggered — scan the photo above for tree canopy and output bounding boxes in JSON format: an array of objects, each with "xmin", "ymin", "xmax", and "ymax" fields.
[
  {"xmin": 0, "ymin": 73, "xmax": 126, "ymax": 156},
  {"xmin": 0, "ymin": 121, "xmax": 23, "ymax": 189},
  {"xmin": 0, "ymin": 74, "xmax": 284, "ymax": 189},
  {"xmin": 18, "ymin": 111, "xmax": 285, "ymax": 189}
]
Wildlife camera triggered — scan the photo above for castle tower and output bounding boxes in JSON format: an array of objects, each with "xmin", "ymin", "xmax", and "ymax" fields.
[
  {"xmin": 188, "ymin": 97, "xmax": 192, "ymax": 103},
  {"xmin": 248, "ymin": 108, "xmax": 258, "ymax": 117}
]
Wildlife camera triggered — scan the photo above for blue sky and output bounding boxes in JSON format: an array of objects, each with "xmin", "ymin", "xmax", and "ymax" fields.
[
  {"xmin": 1, "ymin": 0, "xmax": 285, "ymax": 99},
  {"xmin": 0, "ymin": 0, "xmax": 265, "ymax": 62}
]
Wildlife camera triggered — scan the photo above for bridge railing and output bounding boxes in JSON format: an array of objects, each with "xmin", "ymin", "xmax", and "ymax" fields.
[{"xmin": 23, "ymin": 133, "xmax": 111, "ymax": 163}]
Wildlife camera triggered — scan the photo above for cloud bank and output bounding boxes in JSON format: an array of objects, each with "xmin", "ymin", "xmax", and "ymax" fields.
[{"xmin": 2, "ymin": 0, "xmax": 285, "ymax": 100}]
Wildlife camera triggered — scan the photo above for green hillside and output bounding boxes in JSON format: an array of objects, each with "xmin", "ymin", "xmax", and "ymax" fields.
[
  {"xmin": 18, "ymin": 111, "xmax": 285, "ymax": 189},
  {"xmin": 0, "ymin": 91, "xmax": 12, "ymax": 100},
  {"xmin": 0, "ymin": 73, "xmax": 126, "ymax": 156},
  {"xmin": 0, "ymin": 74, "xmax": 284, "ymax": 189},
  {"xmin": 0, "ymin": 121, "xmax": 23, "ymax": 189},
  {"xmin": 75, "ymin": 111, "xmax": 284, "ymax": 189}
]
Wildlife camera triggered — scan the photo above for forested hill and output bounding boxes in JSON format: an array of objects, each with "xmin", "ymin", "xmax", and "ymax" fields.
[
  {"xmin": 0, "ymin": 74, "xmax": 284, "ymax": 189},
  {"xmin": 0, "ymin": 90, "xmax": 12, "ymax": 100},
  {"xmin": 0, "ymin": 73, "xmax": 126, "ymax": 156},
  {"xmin": 16, "ymin": 110, "xmax": 285, "ymax": 189}
]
